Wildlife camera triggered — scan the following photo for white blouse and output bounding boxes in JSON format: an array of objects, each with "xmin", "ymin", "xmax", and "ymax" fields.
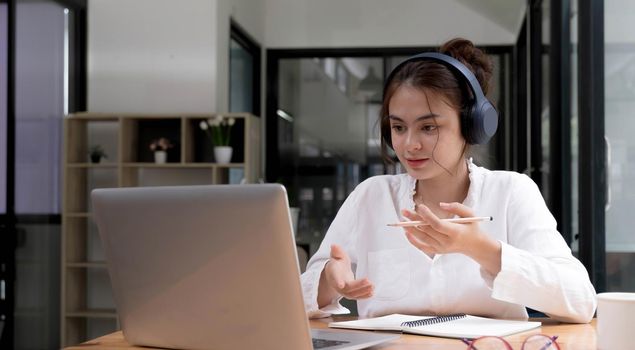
[{"xmin": 300, "ymin": 160, "xmax": 597, "ymax": 323}]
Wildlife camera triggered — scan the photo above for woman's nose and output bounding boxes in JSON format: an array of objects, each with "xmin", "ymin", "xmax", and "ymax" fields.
[{"xmin": 405, "ymin": 131, "xmax": 422, "ymax": 151}]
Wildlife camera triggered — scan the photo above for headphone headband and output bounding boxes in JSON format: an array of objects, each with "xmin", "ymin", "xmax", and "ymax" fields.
[
  {"xmin": 382, "ymin": 52, "xmax": 498, "ymax": 145},
  {"xmin": 383, "ymin": 52, "xmax": 485, "ymax": 101}
]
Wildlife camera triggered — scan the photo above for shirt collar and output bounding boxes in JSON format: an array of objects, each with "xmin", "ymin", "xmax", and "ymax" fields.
[{"xmin": 403, "ymin": 157, "xmax": 485, "ymax": 208}]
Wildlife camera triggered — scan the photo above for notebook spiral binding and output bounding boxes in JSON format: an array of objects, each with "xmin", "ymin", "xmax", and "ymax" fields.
[{"xmin": 400, "ymin": 313, "xmax": 467, "ymax": 328}]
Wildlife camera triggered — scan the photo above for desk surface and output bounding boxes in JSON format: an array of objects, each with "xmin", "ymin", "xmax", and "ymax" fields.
[{"xmin": 66, "ymin": 317, "xmax": 597, "ymax": 350}]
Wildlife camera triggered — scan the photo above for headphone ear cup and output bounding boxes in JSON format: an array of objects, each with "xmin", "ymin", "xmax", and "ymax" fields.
[{"xmin": 470, "ymin": 101, "xmax": 499, "ymax": 144}]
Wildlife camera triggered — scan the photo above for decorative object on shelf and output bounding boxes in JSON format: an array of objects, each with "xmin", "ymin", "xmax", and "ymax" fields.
[
  {"xmin": 149, "ymin": 137, "xmax": 174, "ymax": 164},
  {"xmin": 212, "ymin": 146, "xmax": 231, "ymax": 164},
  {"xmin": 199, "ymin": 115, "xmax": 235, "ymax": 163},
  {"xmin": 88, "ymin": 145, "xmax": 107, "ymax": 163}
]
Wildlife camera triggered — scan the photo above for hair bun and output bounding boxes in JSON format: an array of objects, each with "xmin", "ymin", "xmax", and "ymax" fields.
[{"xmin": 439, "ymin": 38, "xmax": 493, "ymax": 95}]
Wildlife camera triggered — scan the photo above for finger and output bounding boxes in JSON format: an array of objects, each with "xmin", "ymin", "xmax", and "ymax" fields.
[
  {"xmin": 341, "ymin": 278, "xmax": 371, "ymax": 291},
  {"xmin": 343, "ymin": 286, "xmax": 373, "ymax": 300},
  {"xmin": 341, "ymin": 280, "xmax": 373, "ymax": 298},
  {"xmin": 439, "ymin": 202, "xmax": 475, "ymax": 218},
  {"xmin": 346, "ymin": 286, "xmax": 374, "ymax": 299},
  {"xmin": 330, "ymin": 272, "xmax": 346, "ymax": 290},
  {"xmin": 349, "ymin": 290, "xmax": 373, "ymax": 299},
  {"xmin": 343, "ymin": 279, "xmax": 373, "ymax": 294},
  {"xmin": 325, "ymin": 261, "xmax": 348, "ymax": 289},
  {"xmin": 404, "ymin": 225, "xmax": 444, "ymax": 247},
  {"xmin": 401, "ymin": 209, "xmax": 424, "ymax": 221},
  {"xmin": 405, "ymin": 231, "xmax": 436, "ymax": 255},
  {"xmin": 416, "ymin": 204, "xmax": 451, "ymax": 232},
  {"xmin": 330, "ymin": 244, "xmax": 347, "ymax": 261}
]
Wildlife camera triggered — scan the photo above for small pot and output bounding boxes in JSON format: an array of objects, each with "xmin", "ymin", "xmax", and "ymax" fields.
[{"xmin": 154, "ymin": 150, "xmax": 167, "ymax": 164}]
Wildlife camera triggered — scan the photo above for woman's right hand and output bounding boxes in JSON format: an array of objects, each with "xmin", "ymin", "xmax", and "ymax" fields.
[{"xmin": 318, "ymin": 244, "xmax": 374, "ymax": 307}]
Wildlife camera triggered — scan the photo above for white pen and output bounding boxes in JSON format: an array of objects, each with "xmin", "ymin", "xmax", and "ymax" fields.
[{"xmin": 387, "ymin": 216, "xmax": 493, "ymax": 227}]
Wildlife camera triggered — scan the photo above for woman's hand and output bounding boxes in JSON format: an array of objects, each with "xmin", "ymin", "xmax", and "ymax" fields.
[
  {"xmin": 317, "ymin": 244, "xmax": 374, "ymax": 308},
  {"xmin": 401, "ymin": 202, "xmax": 502, "ymax": 275}
]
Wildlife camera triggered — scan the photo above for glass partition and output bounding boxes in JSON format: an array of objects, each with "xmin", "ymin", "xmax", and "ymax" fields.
[{"xmin": 604, "ymin": 0, "xmax": 635, "ymax": 291}]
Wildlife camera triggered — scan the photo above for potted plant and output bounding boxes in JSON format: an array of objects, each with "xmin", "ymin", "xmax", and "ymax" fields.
[
  {"xmin": 149, "ymin": 137, "xmax": 174, "ymax": 163},
  {"xmin": 88, "ymin": 145, "xmax": 107, "ymax": 163},
  {"xmin": 199, "ymin": 115, "xmax": 235, "ymax": 164}
]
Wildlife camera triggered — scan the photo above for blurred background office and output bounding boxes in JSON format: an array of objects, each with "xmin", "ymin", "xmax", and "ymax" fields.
[{"xmin": 0, "ymin": 0, "xmax": 632, "ymax": 348}]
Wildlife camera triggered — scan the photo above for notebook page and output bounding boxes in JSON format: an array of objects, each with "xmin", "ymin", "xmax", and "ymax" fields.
[
  {"xmin": 406, "ymin": 315, "xmax": 541, "ymax": 339},
  {"xmin": 329, "ymin": 314, "xmax": 433, "ymax": 331}
]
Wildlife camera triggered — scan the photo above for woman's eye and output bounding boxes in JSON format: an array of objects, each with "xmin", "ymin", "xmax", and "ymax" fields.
[
  {"xmin": 391, "ymin": 125, "xmax": 404, "ymax": 132},
  {"xmin": 422, "ymin": 125, "xmax": 438, "ymax": 132}
]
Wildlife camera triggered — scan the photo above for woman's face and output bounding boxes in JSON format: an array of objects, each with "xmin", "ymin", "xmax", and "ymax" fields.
[{"xmin": 388, "ymin": 85, "xmax": 466, "ymax": 180}]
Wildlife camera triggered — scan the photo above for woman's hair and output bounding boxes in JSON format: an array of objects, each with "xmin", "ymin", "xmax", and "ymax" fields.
[{"xmin": 379, "ymin": 38, "xmax": 494, "ymax": 164}]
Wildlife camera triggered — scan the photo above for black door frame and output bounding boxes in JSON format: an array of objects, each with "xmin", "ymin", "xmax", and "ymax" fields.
[
  {"xmin": 577, "ymin": 0, "xmax": 606, "ymax": 291},
  {"xmin": 512, "ymin": 21, "xmax": 528, "ymax": 175},
  {"xmin": 0, "ymin": 0, "xmax": 86, "ymax": 347},
  {"xmin": 549, "ymin": 0, "xmax": 573, "ymax": 246}
]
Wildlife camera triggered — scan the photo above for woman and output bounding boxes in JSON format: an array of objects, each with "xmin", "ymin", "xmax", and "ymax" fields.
[{"xmin": 300, "ymin": 38, "xmax": 596, "ymax": 323}]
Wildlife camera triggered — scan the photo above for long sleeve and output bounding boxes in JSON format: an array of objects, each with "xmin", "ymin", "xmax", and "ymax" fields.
[
  {"xmin": 300, "ymin": 187, "xmax": 362, "ymax": 319},
  {"xmin": 491, "ymin": 174, "xmax": 597, "ymax": 323}
]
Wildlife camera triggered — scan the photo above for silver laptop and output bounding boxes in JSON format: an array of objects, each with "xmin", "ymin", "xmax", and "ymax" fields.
[{"xmin": 91, "ymin": 184, "xmax": 397, "ymax": 350}]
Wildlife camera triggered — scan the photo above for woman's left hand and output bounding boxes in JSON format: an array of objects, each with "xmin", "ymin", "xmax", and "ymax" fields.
[
  {"xmin": 401, "ymin": 202, "xmax": 502, "ymax": 274},
  {"xmin": 401, "ymin": 202, "xmax": 480, "ymax": 256}
]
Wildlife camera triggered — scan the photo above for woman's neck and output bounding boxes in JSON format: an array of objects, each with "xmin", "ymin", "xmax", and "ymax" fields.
[{"xmin": 414, "ymin": 159, "xmax": 470, "ymax": 215}]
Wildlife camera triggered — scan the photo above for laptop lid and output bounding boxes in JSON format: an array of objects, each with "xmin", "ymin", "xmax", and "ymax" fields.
[{"xmin": 92, "ymin": 184, "xmax": 313, "ymax": 350}]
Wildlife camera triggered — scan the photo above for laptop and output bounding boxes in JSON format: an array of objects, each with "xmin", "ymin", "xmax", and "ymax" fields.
[{"xmin": 91, "ymin": 184, "xmax": 398, "ymax": 350}]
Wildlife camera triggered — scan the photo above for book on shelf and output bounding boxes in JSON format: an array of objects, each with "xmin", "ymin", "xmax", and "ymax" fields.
[{"xmin": 329, "ymin": 313, "xmax": 541, "ymax": 339}]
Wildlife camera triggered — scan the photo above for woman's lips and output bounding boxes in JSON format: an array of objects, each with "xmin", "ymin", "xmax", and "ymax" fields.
[{"xmin": 406, "ymin": 158, "xmax": 430, "ymax": 168}]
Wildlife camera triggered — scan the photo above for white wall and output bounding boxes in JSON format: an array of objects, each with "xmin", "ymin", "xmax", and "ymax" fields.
[
  {"xmin": 263, "ymin": 0, "xmax": 519, "ymax": 48},
  {"xmin": 230, "ymin": 0, "xmax": 265, "ymax": 44},
  {"xmin": 606, "ymin": 0, "xmax": 635, "ymax": 44},
  {"xmin": 88, "ymin": 0, "xmax": 520, "ymax": 113},
  {"xmin": 88, "ymin": 0, "xmax": 265, "ymax": 113}
]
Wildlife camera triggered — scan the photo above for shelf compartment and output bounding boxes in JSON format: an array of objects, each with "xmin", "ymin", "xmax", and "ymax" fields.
[
  {"xmin": 64, "ymin": 117, "xmax": 120, "ymax": 164},
  {"xmin": 122, "ymin": 118, "xmax": 182, "ymax": 163},
  {"xmin": 185, "ymin": 116, "xmax": 246, "ymax": 163}
]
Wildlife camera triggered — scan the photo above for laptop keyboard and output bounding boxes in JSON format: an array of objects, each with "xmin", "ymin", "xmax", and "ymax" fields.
[{"xmin": 312, "ymin": 338, "xmax": 351, "ymax": 349}]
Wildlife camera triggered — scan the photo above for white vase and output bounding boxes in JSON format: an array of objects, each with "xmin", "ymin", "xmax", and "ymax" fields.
[
  {"xmin": 214, "ymin": 146, "xmax": 233, "ymax": 164},
  {"xmin": 154, "ymin": 150, "xmax": 167, "ymax": 164}
]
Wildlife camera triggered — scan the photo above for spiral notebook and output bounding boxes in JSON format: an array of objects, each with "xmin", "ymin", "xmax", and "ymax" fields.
[{"xmin": 329, "ymin": 314, "xmax": 541, "ymax": 339}]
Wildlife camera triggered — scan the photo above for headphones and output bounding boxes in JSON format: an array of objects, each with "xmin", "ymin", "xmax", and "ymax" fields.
[{"xmin": 383, "ymin": 52, "xmax": 499, "ymax": 145}]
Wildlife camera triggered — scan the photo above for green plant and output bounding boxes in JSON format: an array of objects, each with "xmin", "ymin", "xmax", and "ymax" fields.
[
  {"xmin": 199, "ymin": 115, "xmax": 235, "ymax": 146},
  {"xmin": 149, "ymin": 137, "xmax": 174, "ymax": 151},
  {"xmin": 88, "ymin": 145, "xmax": 107, "ymax": 161}
]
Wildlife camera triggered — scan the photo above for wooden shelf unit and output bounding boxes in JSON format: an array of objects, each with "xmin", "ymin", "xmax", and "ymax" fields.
[{"xmin": 61, "ymin": 112, "xmax": 261, "ymax": 346}]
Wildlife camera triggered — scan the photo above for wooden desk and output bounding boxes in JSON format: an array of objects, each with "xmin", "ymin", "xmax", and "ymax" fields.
[{"xmin": 65, "ymin": 317, "xmax": 597, "ymax": 350}]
